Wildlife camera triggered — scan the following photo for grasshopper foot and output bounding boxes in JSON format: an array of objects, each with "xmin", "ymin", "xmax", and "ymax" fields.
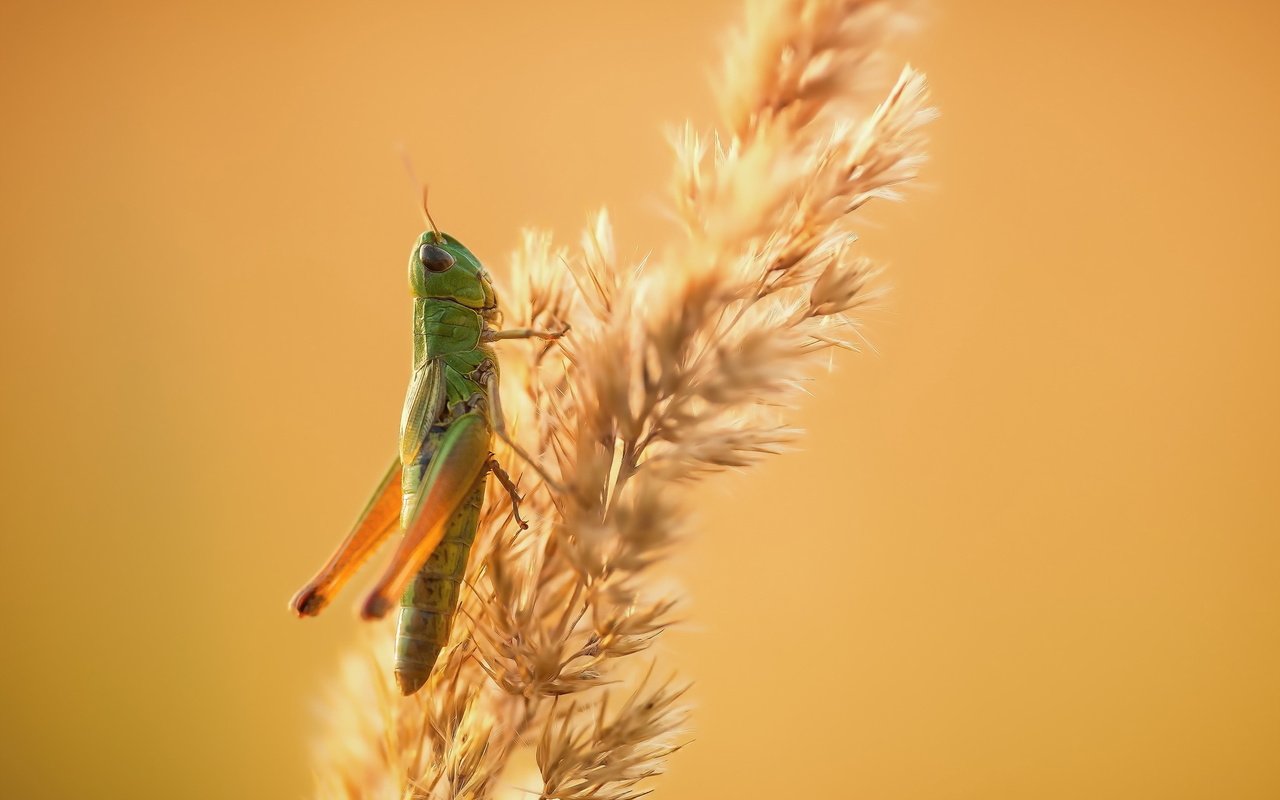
[
  {"xmin": 290, "ymin": 584, "xmax": 329, "ymax": 617},
  {"xmin": 361, "ymin": 593, "xmax": 393, "ymax": 621}
]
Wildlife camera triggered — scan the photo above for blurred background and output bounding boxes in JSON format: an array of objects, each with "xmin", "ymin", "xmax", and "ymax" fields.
[{"xmin": 2, "ymin": 0, "xmax": 1278, "ymax": 797}]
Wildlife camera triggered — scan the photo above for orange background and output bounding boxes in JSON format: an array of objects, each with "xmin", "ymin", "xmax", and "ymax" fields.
[{"xmin": 3, "ymin": 1, "xmax": 1278, "ymax": 798}]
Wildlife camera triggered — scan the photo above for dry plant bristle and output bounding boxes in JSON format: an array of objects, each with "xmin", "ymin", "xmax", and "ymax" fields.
[{"xmin": 310, "ymin": 1, "xmax": 932, "ymax": 797}]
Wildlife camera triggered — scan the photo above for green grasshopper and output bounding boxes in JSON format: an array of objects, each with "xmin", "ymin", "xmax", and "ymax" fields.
[{"xmin": 289, "ymin": 195, "xmax": 564, "ymax": 695}]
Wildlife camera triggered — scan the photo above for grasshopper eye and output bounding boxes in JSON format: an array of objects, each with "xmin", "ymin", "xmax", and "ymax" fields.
[{"xmin": 419, "ymin": 243, "xmax": 455, "ymax": 273}]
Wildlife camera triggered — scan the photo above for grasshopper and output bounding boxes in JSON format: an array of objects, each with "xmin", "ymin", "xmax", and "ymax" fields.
[{"xmin": 289, "ymin": 195, "xmax": 564, "ymax": 695}]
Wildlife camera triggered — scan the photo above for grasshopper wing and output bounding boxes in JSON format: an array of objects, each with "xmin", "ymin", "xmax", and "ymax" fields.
[{"xmin": 399, "ymin": 358, "xmax": 446, "ymax": 465}]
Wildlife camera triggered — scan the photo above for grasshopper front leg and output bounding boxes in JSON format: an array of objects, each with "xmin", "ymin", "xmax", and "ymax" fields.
[
  {"xmin": 289, "ymin": 458, "xmax": 403, "ymax": 617},
  {"xmin": 481, "ymin": 367, "xmax": 565, "ymax": 493},
  {"xmin": 478, "ymin": 326, "xmax": 568, "ymax": 491},
  {"xmin": 488, "ymin": 457, "xmax": 530, "ymax": 530},
  {"xmin": 481, "ymin": 325, "xmax": 570, "ymax": 342}
]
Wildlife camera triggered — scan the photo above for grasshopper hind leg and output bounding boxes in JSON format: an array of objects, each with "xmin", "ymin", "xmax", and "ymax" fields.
[
  {"xmin": 393, "ymin": 469, "xmax": 487, "ymax": 695},
  {"xmin": 361, "ymin": 411, "xmax": 491, "ymax": 694},
  {"xmin": 288, "ymin": 458, "xmax": 403, "ymax": 617}
]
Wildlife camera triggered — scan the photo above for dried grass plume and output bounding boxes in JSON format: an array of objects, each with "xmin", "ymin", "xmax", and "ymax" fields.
[{"xmin": 310, "ymin": 1, "xmax": 933, "ymax": 797}]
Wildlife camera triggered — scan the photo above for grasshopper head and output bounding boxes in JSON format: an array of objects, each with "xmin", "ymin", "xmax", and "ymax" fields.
[{"xmin": 408, "ymin": 230, "xmax": 496, "ymax": 311}]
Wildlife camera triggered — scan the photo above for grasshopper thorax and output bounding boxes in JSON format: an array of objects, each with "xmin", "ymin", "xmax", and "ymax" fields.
[{"xmin": 408, "ymin": 231, "xmax": 496, "ymax": 311}]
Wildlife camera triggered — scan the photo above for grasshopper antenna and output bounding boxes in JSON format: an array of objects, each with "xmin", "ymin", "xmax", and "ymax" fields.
[
  {"xmin": 422, "ymin": 185, "xmax": 443, "ymax": 244},
  {"xmin": 397, "ymin": 145, "xmax": 443, "ymax": 243}
]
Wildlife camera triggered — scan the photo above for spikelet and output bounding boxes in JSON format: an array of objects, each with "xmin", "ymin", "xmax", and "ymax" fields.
[{"xmin": 309, "ymin": 1, "xmax": 932, "ymax": 797}]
